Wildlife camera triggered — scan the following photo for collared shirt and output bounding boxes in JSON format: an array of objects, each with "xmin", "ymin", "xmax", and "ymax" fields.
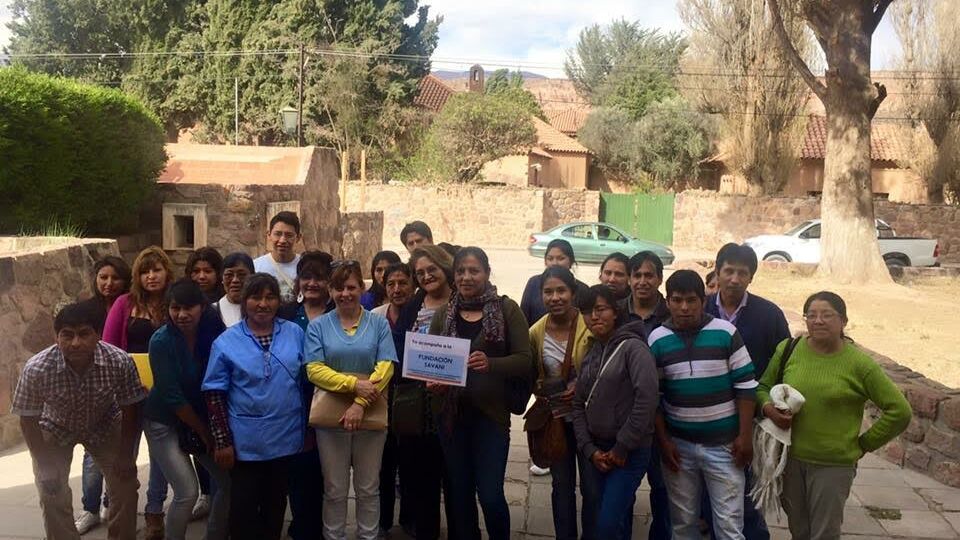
[
  {"xmin": 621, "ymin": 293, "xmax": 670, "ymax": 340},
  {"xmin": 716, "ymin": 291, "xmax": 749, "ymax": 324},
  {"xmin": 12, "ymin": 342, "xmax": 146, "ymax": 446},
  {"xmin": 203, "ymin": 319, "xmax": 305, "ymax": 461}
]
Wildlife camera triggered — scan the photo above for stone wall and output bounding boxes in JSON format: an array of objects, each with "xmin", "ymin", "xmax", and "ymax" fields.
[
  {"xmin": 340, "ymin": 211, "xmax": 384, "ymax": 276},
  {"xmin": 0, "ymin": 238, "xmax": 119, "ymax": 450},
  {"xmin": 673, "ymin": 190, "xmax": 960, "ymax": 263},
  {"xmin": 344, "ymin": 182, "xmax": 600, "ymax": 247},
  {"xmin": 869, "ymin": 349, "xmax": 960, "ymax": 487}
]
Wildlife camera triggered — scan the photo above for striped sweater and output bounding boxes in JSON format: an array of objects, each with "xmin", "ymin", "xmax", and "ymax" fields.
[{"xmin": 648, "ymin": 314, "xmax": 757, "ymax": 445}]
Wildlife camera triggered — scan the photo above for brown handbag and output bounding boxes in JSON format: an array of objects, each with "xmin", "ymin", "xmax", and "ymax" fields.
[
  {"xmin": 309, "ymin": 372, "xmax": 388, "ymax": 431},
  {"xmin": 524, "ymin": 317, "xmax": 577, "ymax": 468}
]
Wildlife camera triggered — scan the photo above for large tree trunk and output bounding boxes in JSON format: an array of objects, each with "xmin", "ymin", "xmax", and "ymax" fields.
[{"xmin": 816, "ymin": 7, "xmax": 891, "ymax": 284}]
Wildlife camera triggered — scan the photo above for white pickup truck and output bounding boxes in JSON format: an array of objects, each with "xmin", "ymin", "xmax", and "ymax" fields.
[{"xmin": 744, "ymin": 219, "xmax": 940, "ymax": 268}]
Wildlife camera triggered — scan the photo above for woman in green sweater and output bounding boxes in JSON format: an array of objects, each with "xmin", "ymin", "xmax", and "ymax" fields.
[{"xmin": 758, "ymin": 291, "xmax": 911, "ymax": 540}]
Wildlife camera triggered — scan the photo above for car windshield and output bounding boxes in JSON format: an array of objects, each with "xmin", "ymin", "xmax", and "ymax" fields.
[{"xmin": 784, "ymin": 221, "xmax": 813, "ymax": 236}]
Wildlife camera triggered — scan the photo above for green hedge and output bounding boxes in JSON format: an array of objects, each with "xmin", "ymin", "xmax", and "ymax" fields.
[{"xmin": 0, "ymin": 67, "xmax": 167, "ymax": 234}]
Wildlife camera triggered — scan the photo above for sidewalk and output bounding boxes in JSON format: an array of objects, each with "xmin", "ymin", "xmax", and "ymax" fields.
[{"xmin": 3, "ymin": 418, "xmax": 960, "ymax": 539}]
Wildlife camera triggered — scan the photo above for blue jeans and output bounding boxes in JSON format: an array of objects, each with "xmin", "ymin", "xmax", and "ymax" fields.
[
  {"xmin": 81, "ymin": 435, "xmax": 169, "ymax": 514},
  {"xmin": 579, "ymin": 445, "xmax": 651, "ymax": 540},
  {"xmin": 438, "ymin": 410, "xmax": 510, "ymax": 540},
  {"xmin": 663, "ymin": 438, "xmax": 746, "ymax": 540},
  {"xmin": 143, "ymin": 419, "xmax": 231, "ymax": 539},
  {"xmin": 647, "ymin": 443, "xmax": 672, "ymax": 540}
]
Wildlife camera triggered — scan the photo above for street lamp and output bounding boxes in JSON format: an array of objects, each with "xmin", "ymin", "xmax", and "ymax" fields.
[{"xmin": 280, "ymin": 106, "xmax": 298, "ymax": 136}]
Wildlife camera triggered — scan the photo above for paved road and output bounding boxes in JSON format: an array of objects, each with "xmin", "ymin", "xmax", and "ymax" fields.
[{"xmin": 3, "ymin": 248, "xmax": 960, "ymax": 538}]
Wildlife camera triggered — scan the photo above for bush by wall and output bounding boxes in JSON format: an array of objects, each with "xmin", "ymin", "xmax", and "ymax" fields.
[{"xmin": 0, "ymin": 67, "xmax": 167, "ymax": 234}]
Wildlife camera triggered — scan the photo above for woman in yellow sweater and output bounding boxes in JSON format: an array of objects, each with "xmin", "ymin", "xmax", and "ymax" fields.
[
  {"xmin": 528, "ymin": 266, "xmax": 591, "ymax": 540},
  {"xmin": 304, "ymin": 262, "xmax": 398, "ymax": 540},
  {"xmin": 758, "ymin": 291, "xmax": 911, "ymax": 540}
]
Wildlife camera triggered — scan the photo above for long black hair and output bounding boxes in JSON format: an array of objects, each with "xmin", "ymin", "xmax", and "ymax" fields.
[{"xmin": 368, "ymin": 250, "xmax": 402, "ymax": 306}]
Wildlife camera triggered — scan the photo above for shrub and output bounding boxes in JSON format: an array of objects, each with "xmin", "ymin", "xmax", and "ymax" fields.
[{"xmin": 0, "ymin": 67, "xmax": 167, "ymax": 234}]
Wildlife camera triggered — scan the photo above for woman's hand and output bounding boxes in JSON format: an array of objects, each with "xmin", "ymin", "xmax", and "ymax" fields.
[
  {"xmin": 762, "ymin": 403, "xmax": 794, "ymax": 430},
  {"xmin": 467, "ymin": 351, "xmax": 489, "ymax": 372},
  {"xmin": 214, "ymin": 446, "xmax": 235, "ymax": 470},
  {"xmin": 355, "ymin": 379, "xmax": 380, "ymax": 402},
  {"xmin": 590, "ymin": 451, "xmax": 612, "ymax": 473},
  {"xmin": 340, "ymin": 403, "xmax": 365, "ymax": 431},
  {"xmin": 558, "ymin": 381, "xmax": 576, "ymax": 403}
]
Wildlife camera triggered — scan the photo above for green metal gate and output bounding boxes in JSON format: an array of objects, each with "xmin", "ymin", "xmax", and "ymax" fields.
[{"xmin": 600, "ymin": 192, "xmax": 675, "ymax": 246}]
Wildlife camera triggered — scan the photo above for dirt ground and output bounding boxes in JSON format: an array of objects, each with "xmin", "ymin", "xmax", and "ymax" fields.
[{"xmin": 475, "ymin": 247, "xmax": 960, "ymax": 390}]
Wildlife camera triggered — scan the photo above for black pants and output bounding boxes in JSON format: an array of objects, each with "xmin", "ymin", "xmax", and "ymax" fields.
[
  {"xmin": 397, "ymin": 432, "xmax": 451, "ymax": 540},
  {"xmin": 287, "ymin": 448, "xmax": 324, "ymax": 540},
  {"xmin": 379, "ymin": 431, "xmax": 415, "ymax": 531},
  {"xmin": 229, "ymin": 457, "xmax": 290, "ymax": 540}
]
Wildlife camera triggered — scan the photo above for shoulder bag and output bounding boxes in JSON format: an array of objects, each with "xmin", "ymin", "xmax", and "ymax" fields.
[
  {"xmin": 309, "ymin": 372, "xmax": 388, "ymax": 431},
  {"xmin": 524, "ymin": 317, "xmax": 577, "ymax": 468}
]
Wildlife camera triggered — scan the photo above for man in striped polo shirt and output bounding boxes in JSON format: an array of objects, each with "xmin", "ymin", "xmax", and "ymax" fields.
[{"xmin": 648, "ymin": 270, "xmax": 757, "ymax": 540}]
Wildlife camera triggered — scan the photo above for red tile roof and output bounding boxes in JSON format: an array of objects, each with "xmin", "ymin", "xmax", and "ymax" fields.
[
  {"xmin": 532, "ymin": 117, "xmax": 590, "ymax": 155},
  {"xmin": 548, "ymin": 109, "xmax": 589, "ymax": 136},
  {"xmin": 158, "ymin": 144, "xmax": 314, "ymax": 186},
  {"xmin": 414, "ymin": 74, "xmax": 456, "ymax": 112},
  {"xmin": 800, "ymin": 115, "xmax": 909, "ymax": 162}
]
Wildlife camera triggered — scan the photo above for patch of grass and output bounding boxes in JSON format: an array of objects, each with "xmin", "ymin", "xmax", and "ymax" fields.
[
  {"xmin": 865, "ymin": 506, "xmax": 901, "ymax": 520},
  {"xmin": 17, "ymin": 219, "xmax": 85, "ymax": 238}
]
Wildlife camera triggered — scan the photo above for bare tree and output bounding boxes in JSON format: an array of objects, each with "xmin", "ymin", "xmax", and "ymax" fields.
[
  {"xmin": 679, "ymin": 0, "xmax": 812, "ymax": 194},
  {"xmin": 891, "ymin": 0, "xmax": 960, "ymax": 202},
  {"xmin": 768, "ymin": 0, "xmax": 893, "ymax": 284}
]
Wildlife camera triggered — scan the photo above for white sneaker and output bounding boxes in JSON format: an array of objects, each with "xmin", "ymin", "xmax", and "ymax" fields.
[
  {"xmin": 191, "ymin": 494, "xmax": 211, "ymax": 520},
  {"xmin": 529, "ymin": 465, "xmax": 551, "ymax": 476},
  {"xmin": 75, "ymin": 511, "xmax": 101, "ymax": 534}
]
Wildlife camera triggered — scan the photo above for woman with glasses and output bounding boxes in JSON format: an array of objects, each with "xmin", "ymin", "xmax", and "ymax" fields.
[
  {"xmin": 758, "ymin": 291, "xmax": 910, "ymax": 540},
  {"xmin": 361, "ymin": 250, "xmax": 403, "ymax": 310},
  {"xmin": 390, "ymin": 245, "xmax": 456, "ymax": 540},
  {"xmin": 213, "ymin": 253, "xmax": 255, "ymax": 328},
  {"xmin": 571, "ymin": 284, "xmax": 658, "ymax": 540},
  {"xmin": 277, "ymin": 250, "xmax": 335, "ymax": 540},
  {"xmin": 305, "ymin": 261, "xmax": 398, "ymax": 540},
  {"xmin": 429, "ymin": 246, "xmax": 534, "ymax": 540},
  {"xmin": 203, "ymin": 273, "xmax": 306, "ymax": 540}
]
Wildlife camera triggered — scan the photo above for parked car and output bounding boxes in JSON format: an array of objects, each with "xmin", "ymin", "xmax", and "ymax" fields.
[
  {"xmin": 744, "ymin": 219, "xmax": 940, "ymax": 268},
  {"xmin": 527, "ymin": 222, "xmax": 675, "ymax": 265}
]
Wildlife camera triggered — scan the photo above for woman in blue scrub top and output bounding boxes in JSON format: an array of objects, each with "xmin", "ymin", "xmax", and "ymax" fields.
[{"xmin": 202, "ymin": 273, "xmax": 306, "ymax": 540}]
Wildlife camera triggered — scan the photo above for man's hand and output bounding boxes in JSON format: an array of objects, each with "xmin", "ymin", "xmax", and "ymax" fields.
[
  {"xmin": 340, "ymin": 403, "xmax": 365, "ymax": 431},
  {"xmin": 590, "ymin": 451, "xmax": 612, "ymax": 473},
  {"xmin": 607, "ymin": 451, "xmax": 626, "ymax": 469},
  {"xmin": 215, "ymin": 446, "xmax": 235, "ymax": 470},
  {"xmin": 355, "ymin": 379, "xmax": 380, "ymax": 402},
  {"xmin": 732, "ymin": 433, "xmax": 753, "ymax": 468},
  {"xmin": 467, "ymin": 351, "xmax": 490, "ymax": 372},
  {"xmin": 659, "ymin": 436, "xmax": 681, "ymax": 473},
  {"xmin": 426, "ymin": 381, "xmax": 448, "ymax": 394},
  {"xmin": 762, "ymin": 403, "xmax": 793, "ymax": 430}
]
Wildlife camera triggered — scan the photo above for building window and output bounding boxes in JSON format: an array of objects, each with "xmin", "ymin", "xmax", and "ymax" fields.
[{"xmin": 162, "ymin": 203, "xmax": 208, "ymax": 250}]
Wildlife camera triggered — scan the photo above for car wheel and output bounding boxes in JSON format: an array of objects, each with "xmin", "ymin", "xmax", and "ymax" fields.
[
  {"xmin": 763, "ymin": 253, "xmax": 790, "ymax": 263},
  {"xmin": 884, "ymin": 257, "xmax": 908, "ymax": 269}
]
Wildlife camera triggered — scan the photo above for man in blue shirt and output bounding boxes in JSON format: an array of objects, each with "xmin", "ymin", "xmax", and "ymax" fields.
[{"xmin": 703, "ymin": 243, "xmax": 791, "ymax": 540}]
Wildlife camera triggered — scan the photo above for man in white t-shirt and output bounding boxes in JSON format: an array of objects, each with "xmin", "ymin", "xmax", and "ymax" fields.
[{"xmin": 254, "ymin": 211, "xmax": 302, "ymax": 302}]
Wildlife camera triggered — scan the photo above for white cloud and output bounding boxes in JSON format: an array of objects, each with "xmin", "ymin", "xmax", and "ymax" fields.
[
  {"xmin": 424, "ymin": 0, "xmax": 900, "ymax": 77},
  {"xmin": 0, "ymin": 1, "xmax": 13, "ymax": 52}
]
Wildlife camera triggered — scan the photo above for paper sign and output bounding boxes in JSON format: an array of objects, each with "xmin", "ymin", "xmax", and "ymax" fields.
[{"xmin": 402, "ymin": 332, "xmax": 471, "ymax": 387}]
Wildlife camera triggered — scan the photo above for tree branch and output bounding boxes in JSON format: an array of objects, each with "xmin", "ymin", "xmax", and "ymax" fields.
[
  {"xmin": 871, "ymin": 0, "xmax": 894, "ymax": 35},
  {"xmin": 868, "ymin": 82, "xmax": 888, "ymax": 119},
  {"xmin": 767, "ymin": 0, "xmax": 826, "ymax": 101}
]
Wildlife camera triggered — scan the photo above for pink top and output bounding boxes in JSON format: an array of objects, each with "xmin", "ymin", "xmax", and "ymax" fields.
[{"xmin": 102, "ymin": 293, "xmax": 134, "ymax": 351}]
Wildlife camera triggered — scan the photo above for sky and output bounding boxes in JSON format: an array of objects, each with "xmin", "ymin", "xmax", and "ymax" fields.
[{"xmin": 0, "ymin": 0, "xmax": 902, "ymax": 76}]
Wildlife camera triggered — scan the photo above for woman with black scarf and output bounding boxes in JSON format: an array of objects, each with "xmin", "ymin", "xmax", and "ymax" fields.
[{"xmin": 428, "ymin": 246, "xmax": 534, "ymax": 540}]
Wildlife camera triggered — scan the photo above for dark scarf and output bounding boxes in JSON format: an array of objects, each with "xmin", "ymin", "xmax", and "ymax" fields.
[{"xmin": 439, "ymin": 283, "xmax": 505, "ymax": 430}]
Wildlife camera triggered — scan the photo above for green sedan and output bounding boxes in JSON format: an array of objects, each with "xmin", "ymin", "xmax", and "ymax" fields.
[{"xmin": 527, "ymin": 221, "xmax": 675, "ymax": 265}]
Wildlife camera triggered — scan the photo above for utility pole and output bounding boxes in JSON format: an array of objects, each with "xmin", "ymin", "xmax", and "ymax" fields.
[
  {"xmin": 297, "ymin": 43, "xmax": 305, "ymax": 147},
  {"xmin": 234, "ymin": 77, "xmax": 239, "ymax": 145}
]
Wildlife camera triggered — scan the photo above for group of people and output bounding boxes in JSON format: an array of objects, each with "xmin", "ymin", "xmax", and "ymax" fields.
[{"xmin": 12, "ymin": 211, "xmax": 913, "ymax": 540}]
